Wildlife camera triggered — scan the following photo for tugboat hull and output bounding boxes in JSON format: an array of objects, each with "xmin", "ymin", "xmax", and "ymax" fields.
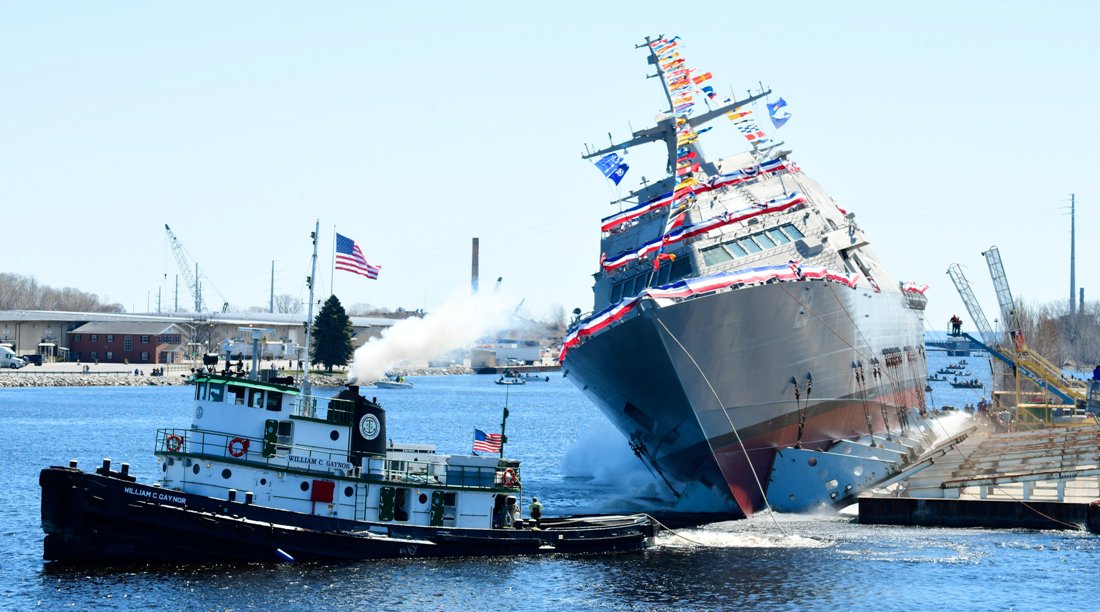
[{"xmin": 40, "ymin": 466, "xmax": 657, "ymax": 563}]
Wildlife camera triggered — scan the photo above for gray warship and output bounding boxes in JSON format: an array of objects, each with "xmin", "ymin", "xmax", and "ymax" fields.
[{"xmin": 561, "ymin": 36, "xmax": 972, "ymax": 517}]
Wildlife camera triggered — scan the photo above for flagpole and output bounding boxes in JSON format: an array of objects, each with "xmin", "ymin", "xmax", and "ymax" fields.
[
  {"xmin": 499, "ymin": 385, "xmax": 510, "ymax": 459},
  {"xmin": 330, "ymin": 225, "xmax": 337, "ymax": 298}
]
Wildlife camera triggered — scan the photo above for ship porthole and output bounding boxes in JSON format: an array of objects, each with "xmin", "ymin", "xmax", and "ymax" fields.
[
  {"xmin": 330, "ymin": 430, "xmax": 340, "ymax": 441},
  {"xmin": 418, "ymin": 493, "xmax": 428, "ymax": 504},
  {"xmin": 222, "ymin": 468, "xmax": 232, "ymax": 479},
  {"xmin": 192, "ymin": 464, "xmax": 200, "ymax": 475},
  {"xmin": 807, "ymin": 457, "xmax": 817, "ymax": 467},
  {"xmin": 344, "ymin": 486, "xmax": 354, "ymax": 497},
  {"xmin": 260, "ymin": 478, "xmax": 267, "ymax": 485},
  {"xmin": 162, "ymin": 463, "xmax": 168, "ymax": 472},
  {"xmin": 300, "ymin": 481, "xmax": 310, "ymax": 492}
]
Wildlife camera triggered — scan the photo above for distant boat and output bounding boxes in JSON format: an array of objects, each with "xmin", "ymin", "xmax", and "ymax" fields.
[
  {"xmin": 522, "ymin": 373, "xmax": 550, "ymax": 382},
  {"xmin": 950, "ymin": 380, "xmax": 983, "ymax": 389},
  {"xmin": 375, "ymin": 377, "xmax": 413, "ymax": 389},
  {"xmin": 495, "ymin": 376, "xmax": 525, "ymax": 386}
]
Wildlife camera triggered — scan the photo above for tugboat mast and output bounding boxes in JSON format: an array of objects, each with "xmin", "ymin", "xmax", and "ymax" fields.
[{"xmin": 301, "ymin": 219, "xmax": 320, "ymax": 399}]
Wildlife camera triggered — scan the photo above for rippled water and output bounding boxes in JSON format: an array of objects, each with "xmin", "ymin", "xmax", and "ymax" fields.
[{"xmin": 3, "ymin": 363, "xmax": 1098, "ymax": 610}]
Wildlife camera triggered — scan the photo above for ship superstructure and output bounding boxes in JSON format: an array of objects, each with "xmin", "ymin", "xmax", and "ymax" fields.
[{"xmin": 562, "ymin": 36, "xmax": 971, "ymax": 516}]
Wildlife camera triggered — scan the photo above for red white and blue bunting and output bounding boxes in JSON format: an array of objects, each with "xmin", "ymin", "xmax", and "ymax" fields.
[
  {"xmin": 559, "ymin": 262, "xmax": 861, "ymax": 361},
  {"xmin": 600, "ymin": 158, "xmax": 793, "ymax": 233},
  {"xmin": 601, "ymin": 191, "xmax": 807, "ymax": 271}
]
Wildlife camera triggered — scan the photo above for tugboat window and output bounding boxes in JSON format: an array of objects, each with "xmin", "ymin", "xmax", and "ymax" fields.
[
  {"xmin": 248, "ymin": 389, "xmax": 263, "ymax": 409},
  {"xmin": 208, "ymin": 383, "xmax": 225, "ymax": 403},
  {"xmin": 300, "ymin": 481, "xmax": 309, "ymax": 492},
  {"xmin": 221, "ymin": 469, "xmax": 231, "ymax": 479},
  {"xmin": 330, "ymin": 430, "xmax": 340, "ymax": 441},
  {"xmin": 192, "ymin": 464, "xmax": 200, "ymax": 475},
  {"xmin": 344, "ymin": 486, "xmax": 354, "ymax": 497},
  {"xmin": 277, "ymin": 421, "xmax": 293, "ymax": 451},
  {"xmin": 265, "ymin": 393, "xmax": 282, "ymax": 412},
  {"xmin": 228, "ymin": 385, "xmax": 247, "ymax": 405}
]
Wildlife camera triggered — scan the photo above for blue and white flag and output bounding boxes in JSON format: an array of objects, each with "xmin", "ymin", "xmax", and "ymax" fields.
[
  {"xmin": 594, "ymin": 152, "xmax": 629, "ymax": 185},
  {"xmin": 768, "ymin": 98, "xmax": 791, "ymax": 129}
]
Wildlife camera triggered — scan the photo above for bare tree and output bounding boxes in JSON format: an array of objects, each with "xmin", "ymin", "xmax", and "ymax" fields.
[
  {"xmin": 274, "ymin": 294, "xmax": 304, "ymax": 314},
  {"xmin": 0, "ymin": 272, "xmax": 123, "ymax": 312}
]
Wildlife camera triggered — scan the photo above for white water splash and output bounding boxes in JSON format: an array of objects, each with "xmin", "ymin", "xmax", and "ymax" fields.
[
  {"xmin": 657, "ymin": 517, "xmax": 831, "ymax": 549},
  {"xmin": 348, "ymin": 289, "xmax": 519, "ymax": 383}
]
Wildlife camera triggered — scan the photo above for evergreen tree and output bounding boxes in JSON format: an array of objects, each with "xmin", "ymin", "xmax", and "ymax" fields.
[{"xmin": 312, "ymin": 295, "xmax": 354, "ymax": 371}]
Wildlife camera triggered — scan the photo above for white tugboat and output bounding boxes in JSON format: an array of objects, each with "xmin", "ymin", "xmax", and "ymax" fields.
[{"xmin": 39, "ymin": 224, "xmax": 656, "ymax": 563}]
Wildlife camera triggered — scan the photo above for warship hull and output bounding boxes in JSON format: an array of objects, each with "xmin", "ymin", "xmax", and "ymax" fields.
[{"xmin": 563, "ymin": 281, "xmax": 926, "ymax": 516}]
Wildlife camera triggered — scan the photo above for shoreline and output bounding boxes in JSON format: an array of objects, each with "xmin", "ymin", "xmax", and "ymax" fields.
[{"xmin": 0, "ymin": 365, "xmax": 476, "ymax": 388}]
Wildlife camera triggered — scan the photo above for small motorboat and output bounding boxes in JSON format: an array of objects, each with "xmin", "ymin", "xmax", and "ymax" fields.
[
  {"xmin": 375, "ymin": 376, "xmax": 413, "ymax": 389},
  {"xmin": 495, "ymin": 376, "xmax": 526, "ymax": 386},
  {"xmin": 522, "ymin": 373, "xmax": 550, "ymax": 382}
]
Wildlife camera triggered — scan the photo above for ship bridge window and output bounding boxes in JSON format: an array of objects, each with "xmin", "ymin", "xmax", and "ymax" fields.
[
  {"xmin": 766, "ymin": 228, "xmax": 791, "ymax": 244},
  {"xmin": 702, "ymin": 244, "xmax": 734, "ymax": 267},
  {"xmin": 610, "ymin": 282, "xmax": 624, "ymax": 303},
  {"xmin": 266, "ymin": 392, "xmax": 283, "ymax": 412},
  {"xmin": 755, "ymin": 233, "xmax": 777, "ymax": 249},
  {"xmin": 738, "ymin": 238, "xmax": 762, "ymax": 254},
  {"xmin": 654, "ymin": 256, "xmax": 692, "ymax": 286},
  {"xmin": 195, "ymin": 382, "xmax": 207, "ymax": 401},
  {"xmin": 248, "ymin": 388, "xmax": 264, "ymax": 409},
  {"xmin": 726, "ymin": 242, "xmax": 749, "ymax": 257},
  {"xmin": 208, "ymin": 383, "xmax": 225, "ymax": 403},
  {"xmin": 782, "ymin": 223, "xmax": 805, "ymax": 239}
]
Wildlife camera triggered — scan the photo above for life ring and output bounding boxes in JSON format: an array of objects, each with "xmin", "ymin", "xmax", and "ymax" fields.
[
  {"xmin": 165, "ymin": 434, "xmax": 183, "ymax": 452},
  {"xmin": 228, "ymin": 437, "xmax": 250, "ymax": 458},
  {"xmin": 502, "ymin": 468, "xmax": 517, "ymax": 487}
]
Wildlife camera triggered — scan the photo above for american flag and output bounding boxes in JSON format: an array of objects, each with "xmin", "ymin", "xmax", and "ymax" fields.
[
  {"xmin": 335, "ymin": 233, "xmax": 381, "ymax": 280},
  {"xmin": 473, "ymin": 428, "xmax": 502, "ymax": 454}
]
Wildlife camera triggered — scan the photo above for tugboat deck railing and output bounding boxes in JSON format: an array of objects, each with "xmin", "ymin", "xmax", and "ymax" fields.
[{"xmin": 155, "ymin": 428, "xmax": 519, "ymax": 491}]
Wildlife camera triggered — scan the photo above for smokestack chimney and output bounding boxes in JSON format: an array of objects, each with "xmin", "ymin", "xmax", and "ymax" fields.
[
  {"xmin": 471, "ymin": 237, "xmax": 479, "ymax": 295},
  {"xmin": 1080, "ymin": 288, "xmax": 1085, "ymax": 313}
]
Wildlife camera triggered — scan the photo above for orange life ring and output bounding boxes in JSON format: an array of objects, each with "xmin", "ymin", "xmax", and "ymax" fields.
[
  {"xmin": 166, "ymin": 434, "xmax": 183, "ymax": 452},
  {"xmin": 228, "ymin": 437, "xmax": 250, "ymax": 458},
  {"xmin": 502, "ymin": 467, "xmax": 517, "ymax": 487}
]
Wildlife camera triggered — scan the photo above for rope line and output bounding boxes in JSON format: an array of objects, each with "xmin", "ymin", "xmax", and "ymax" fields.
[{"xmin": 652, "ymin": 315, "xmax": 788, "ymax": 536}]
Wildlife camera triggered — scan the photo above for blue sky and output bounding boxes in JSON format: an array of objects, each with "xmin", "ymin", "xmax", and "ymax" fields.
[{"xmin": 2, "ymin": 2, "xmax": 1096, "ymax": 332}]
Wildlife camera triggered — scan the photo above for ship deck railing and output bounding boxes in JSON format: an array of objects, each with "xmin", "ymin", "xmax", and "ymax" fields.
[{"xmin": 155, "ymin": 427, "xmax": 521, "ymax": 490}]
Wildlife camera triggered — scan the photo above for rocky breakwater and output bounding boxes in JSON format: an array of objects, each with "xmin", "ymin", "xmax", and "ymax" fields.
[
  {"xmin": 0, "ymin": 364, "xmax": 475, "ymax": 388},
  {"xmin": 0, "ymin": 372, "xmax": 186, "ymax": 388}
]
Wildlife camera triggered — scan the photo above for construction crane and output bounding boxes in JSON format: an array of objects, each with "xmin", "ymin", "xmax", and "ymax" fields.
[
  {"xmin": 982, "ymin": 246, "xmax": 1025, "ymax": 349},
  {"xmin": 949, "ymin": 246, "xmax": 1094, "ymax": 424},
  {"xmin": 165, "ymin": 224, "xmax": 207, "ymax": 313}
]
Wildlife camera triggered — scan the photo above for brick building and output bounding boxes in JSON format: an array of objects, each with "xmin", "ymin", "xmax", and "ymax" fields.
[{"xmin": 68, "ymin": 322, "xmax": 185, "ymax": 364}]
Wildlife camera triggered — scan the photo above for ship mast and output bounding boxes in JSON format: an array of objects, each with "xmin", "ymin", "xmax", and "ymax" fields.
[{"xmin": 581, "ymin": 36, "xmax": 771, "ymax": 177}]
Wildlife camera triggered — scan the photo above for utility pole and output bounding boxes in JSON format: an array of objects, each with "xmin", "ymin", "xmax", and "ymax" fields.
[
  {"xmin": 1069, "ymin": 193, "xmax": 1076, "ymax": 315},
  {"xmin": 270, "ymin": 260, "xmax": 275, "ymax": 313}
]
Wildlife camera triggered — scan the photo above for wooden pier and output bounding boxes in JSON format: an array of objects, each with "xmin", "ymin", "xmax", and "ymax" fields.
[{"xmin": 859, "ymin": 423, "xmax": 1100, "ymax": 531}]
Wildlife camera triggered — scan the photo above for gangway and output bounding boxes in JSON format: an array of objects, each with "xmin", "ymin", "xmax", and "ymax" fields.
[{"xmin": 955, "ymin": 331, "xmax": 1083, "ymax": 406}]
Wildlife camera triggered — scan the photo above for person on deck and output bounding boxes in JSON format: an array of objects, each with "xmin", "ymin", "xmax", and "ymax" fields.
[
  {"xmin": 529, "ymin": 496, "xmax": 543, "ymax": 529},
  {"xmin": 950, "ymin": 315, "xmax": 962, "ymax": 335}
]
